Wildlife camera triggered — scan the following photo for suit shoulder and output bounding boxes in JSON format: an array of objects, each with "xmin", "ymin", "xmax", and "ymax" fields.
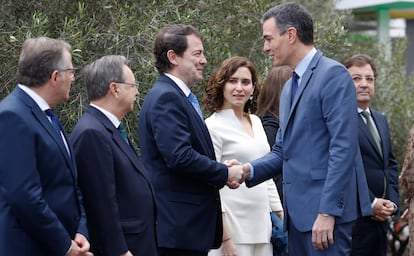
[
  {"xmin": 71, "ymin": 114, "xmax": 108, "ymax": 140},
  {"xmin": 316, "ymin": 56, "xmax": 346, "ymax": 72},
  {"xmin": 370, "ymin": 108, "xmax": 387, "ymax": 118}
]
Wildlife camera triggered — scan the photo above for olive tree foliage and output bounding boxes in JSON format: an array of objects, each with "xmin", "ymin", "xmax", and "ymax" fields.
[
  {"xmin": 369, "ymin": 39, "xmax": 414, "ymax": 167},
  {"xmin": 0, "ymin": 0, "xmax": 411, "ymax": 165}
]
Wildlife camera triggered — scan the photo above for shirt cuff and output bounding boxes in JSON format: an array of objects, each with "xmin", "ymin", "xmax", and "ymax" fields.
[
  {"xmin": 371, "ymin": 197, "xmax": 377, "ymax": 209},
  {"xmin": 247, "ymin": 163, "xmax": 254, "ymax": 180}
]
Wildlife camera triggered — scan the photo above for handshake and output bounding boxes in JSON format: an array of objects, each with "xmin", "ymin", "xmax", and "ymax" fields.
[{"xmin": 224, "ymin": 159, "xmax": 251, "ymax": 189}]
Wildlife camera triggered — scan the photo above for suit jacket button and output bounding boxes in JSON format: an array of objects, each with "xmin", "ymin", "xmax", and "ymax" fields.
[{"xmin": 74, "ymin": 215, "xmax": 80, "ymax": 221}]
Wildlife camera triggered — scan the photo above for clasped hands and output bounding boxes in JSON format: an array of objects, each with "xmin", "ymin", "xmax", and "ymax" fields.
[
  {"xmin": 66, "ymin": 233, "xmax": 93, "ymax": 256},
  {"xmin": 224, "ymin": 159, "xmax": 250, "ymax": 189},
  {"xmin": 371, "ymin": 198, "xmax": 395, "ymax": 222}
]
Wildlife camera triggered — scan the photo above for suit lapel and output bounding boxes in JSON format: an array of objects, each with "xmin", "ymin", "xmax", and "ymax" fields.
[
  {"xmin": 87, "ymin": 106, "xmax": 152, "ymax": 181},
  {"xmin": 358, "ymin": 114, "xmax": 383, "ymax": 159},
  {"xmin": 15, "ymin": 87, "xmax": 76, "ymax": 177},
  {"xmin": 159, "ymin": 75, "xmax": 216, "ymax": 159},
  {"xmin": 282, "ymin": 51, "xmax": 322, "ymax": 132},
  {"xmin": 370, "ymin": 111, "xmax": 386, "ymax": 159}
]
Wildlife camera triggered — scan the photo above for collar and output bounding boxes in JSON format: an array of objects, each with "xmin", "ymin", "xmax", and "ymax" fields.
[
  {"xmin": 18, "ymin": 84, "xmax": 50, "ymax": 111},
  {"xmin": 294, "ymin": 47, "xmax": 317, "ymax": 81},
  {"xmin": 164, "ymin": 73, "xmax": 191, "ymax": 97},
  {"xmin": 358, "ymin": 107, "xmax": 371, "ymax": 115},
  {"xmin": 90, "ymin": 103, "xmax": 120, "ymax": 128}
]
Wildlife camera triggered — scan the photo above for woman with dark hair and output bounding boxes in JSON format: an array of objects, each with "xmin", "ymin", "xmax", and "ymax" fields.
[{"xmin": 204, "ymin": 56, "xmax": 283, "ymax": 256}]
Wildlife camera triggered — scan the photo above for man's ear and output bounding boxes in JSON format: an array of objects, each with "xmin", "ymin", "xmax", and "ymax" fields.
[
  {"xmin": 50, "ymin": 70, "xmax": 59, "ymax": 82},
  {"xmin": 109, "ymin": 82, "xmax": 118, "ymax": 96},
  {"xmin": 287, "ymin": 27, "xmax": 297, "ymax": 43},
  {"xmin": 167, "ymin": 49, "xmax": 178, "ymax": 66}
]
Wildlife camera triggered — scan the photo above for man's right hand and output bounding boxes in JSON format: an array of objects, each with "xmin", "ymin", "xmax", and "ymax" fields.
[{"xmin": 227, "ymin": 165, "xmax": 243, "ymax": 189}]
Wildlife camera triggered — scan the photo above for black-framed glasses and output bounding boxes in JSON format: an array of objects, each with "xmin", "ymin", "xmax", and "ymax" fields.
[
  {"xmin": 59, "ymin": 68, "xmax": 78, "ymax": 78},
  {"xmin": 113, "ymin": 81, "xmax": 139, "ymax": 89}
]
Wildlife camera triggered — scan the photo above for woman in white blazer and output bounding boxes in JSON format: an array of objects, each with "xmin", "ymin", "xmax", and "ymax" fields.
[{"xmin": 204, "ymin": 56, "xmax": 283, "ymax": 256}]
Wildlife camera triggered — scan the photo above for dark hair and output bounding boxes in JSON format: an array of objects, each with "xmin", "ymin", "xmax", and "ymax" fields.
[
  {"xmin": 262, "ymin": 2, "xmax": 314, "ymax": 45},
  {"xmin": 17, "ymin": 37, "xmax": 71, "ymax": 87},
  {"xmin": 203, "ymin": 56, "xmax": 259, "ymax": 113},
  {"xmin": 342, "ymin": 54, "xmax": 377, "ymax": 78},
  {"xmin": 256, "ymin": 65, "xmax": 292, "ymax": 117},
  {"xmin": 153, "ymin": 24, "xmax": 202, "ymax": 74},
  {"xmin": 83, "ymin": 55, "xmax": 128, "ymax": 101}
]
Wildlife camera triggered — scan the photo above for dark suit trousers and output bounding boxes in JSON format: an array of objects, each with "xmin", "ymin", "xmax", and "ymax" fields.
[
  {"xmin": 158, "ymin": 247, "xmax": 207, "ymax": 256},
  {"xmin": 351, "ymin": 217, "xmax": 387, "ymax": 256}
]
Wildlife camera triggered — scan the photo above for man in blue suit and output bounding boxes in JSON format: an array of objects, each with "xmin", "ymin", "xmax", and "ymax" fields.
[
  {"xmin": 343, "ymin": 54, "xmax": 399, "ymax": 256},
  {"xmin": 138, "ymin": 24, "xmax": 244, "ymax": 256},
  {"xmin": 241, "ymin": 3, "xmax": 372, "ymax": 255},
  {"xmin": 0, "ymin": 37, "xmax": 92, "ymax": 255},
  {"xmin": 70, "ymin": 55, "xmax": 157, "ymax": 256}
]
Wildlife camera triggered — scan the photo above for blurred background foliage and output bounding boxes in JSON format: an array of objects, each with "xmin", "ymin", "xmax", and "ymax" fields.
[{"xmin": 1, "ymin": 0, "xmax": 413, "ymax": 169}]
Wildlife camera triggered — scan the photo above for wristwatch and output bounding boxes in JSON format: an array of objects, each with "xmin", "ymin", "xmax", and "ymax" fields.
[{"xmin": 321, "ymin": 213, "xmax": 330, "ymax": 217}]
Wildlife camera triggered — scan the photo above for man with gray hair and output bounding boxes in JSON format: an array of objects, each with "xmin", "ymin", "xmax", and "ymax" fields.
[
  {"xmin": 70, "ymin": 55, "xmax": 157, "ymax": 256},
  {"xmin": 0, "ymin": 37, "xmax": 92, "ymax": 256}
]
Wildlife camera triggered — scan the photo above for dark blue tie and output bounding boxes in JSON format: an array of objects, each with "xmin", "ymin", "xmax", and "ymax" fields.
[
  {"xmin": 45, "ymin": 109, "xmax": 63, "ymax": 135},
  {"xmin": 45, "ymin": 109, "xmax": 71, "ymax": 156},
  {"xmin": 118, "ymin": 122, "xmax": 129, "ymax": 144},
  {"xmin": 188, "ymin": 92, "xmax": 203, "ymax": 119},
  {"xmin": 291, "ymin": 71, "xmax": 299, "ymax": 104}
]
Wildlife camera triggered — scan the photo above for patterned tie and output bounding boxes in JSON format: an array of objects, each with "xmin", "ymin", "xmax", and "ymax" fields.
[
  {"xmin": 361, "ymin": 111, "xmax": 382, "ymax": 157},
  {"xmin": 118, "ymin": 122, "xmax": 129, "ymax": 143},
  {"xmin": 45, "ymin": 109, "xmax": 63, "ymax": 136},
  {"xmin": 188, "ymin": 92, "xmax": 203, "ymax": 119},
  {"xmin": 291, "ymin": 71, "xmax": 299, "ymax": 104}
]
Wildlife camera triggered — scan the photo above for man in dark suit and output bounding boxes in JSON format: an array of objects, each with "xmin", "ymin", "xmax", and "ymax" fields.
[
  {"xmin": 138, "ymin": 24, "xmax": 245, "ymax": 256},
  {"xmin": 0, "ymin": 37, "xmax": 91, "ymax": 256},
  {"xmin": 343, "ymin": 54, "xmax": 399, "ymax": 256},
  {"xmin": 70, "ymin": 55, "xmax": 157, "ymax": 256},
  {"xmin": 240, "ymin": 3, "xmax": 372, "ymax": 255}
]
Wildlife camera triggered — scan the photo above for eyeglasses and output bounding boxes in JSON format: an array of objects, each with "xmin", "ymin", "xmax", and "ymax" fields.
[
  {"xmin": 59, "ymin": 68, "xmax": 78, "ymax": 78},
  {"xmin": 113, "ymin": 81, "xmax": 139, "ymax": 89},
  {"xmin": 351, "ymin": 75, "xmax": 375, "ymax": 84}
]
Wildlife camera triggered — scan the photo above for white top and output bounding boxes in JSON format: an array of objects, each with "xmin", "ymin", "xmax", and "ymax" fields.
[{"xmin": 205, "ymin": 109, "xmax": 283, "ymax": 244}]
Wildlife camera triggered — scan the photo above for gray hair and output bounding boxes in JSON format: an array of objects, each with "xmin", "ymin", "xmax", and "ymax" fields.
[
  {"xmin": 17, "ymin": 37, "xmax": 71, "ymax": 87},
  {"xmin": 83, "ymin": 55, "xmax": 128, "ymax": 101}
]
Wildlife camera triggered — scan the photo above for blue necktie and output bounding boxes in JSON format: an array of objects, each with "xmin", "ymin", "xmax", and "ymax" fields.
[
  {"xmin": 45, "ymin": 109, "xmax": 71, "ymax": 156},
  {"xmin": 45, "ymin": 109, "xmax": 63, "ymax": 135},
  {"xmin": 291, "ymin": 71, "xmax": 299, "ymax": 104},
  {"xmin": 188, "ymin": 92, "xmax": 203, "ymax": 119},
  {"xmin": 118, "ymin": 122, "xmax": 129, "ymax": 144}
]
